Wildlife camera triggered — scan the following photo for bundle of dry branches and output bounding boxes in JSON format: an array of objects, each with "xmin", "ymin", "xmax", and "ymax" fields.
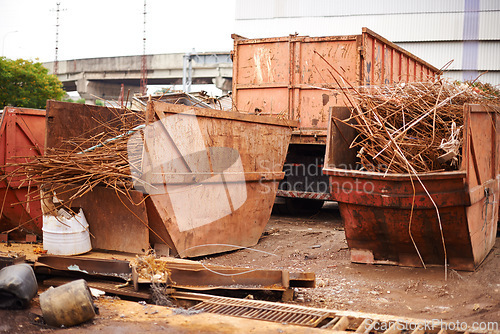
[
  {"xmin": 1, "ymin": 106, "xmax": 146, "ymax": 204},
  {"xmin": 24, "ymin": 132, "xmax": 140, "ymax": 199},
  {"xmin": 340, "ymin": 80, "xmax": 499, "ymax": 174}
]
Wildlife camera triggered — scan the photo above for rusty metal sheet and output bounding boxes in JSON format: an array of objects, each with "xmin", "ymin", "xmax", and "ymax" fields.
[
  {"xmin": 56, "ymin": 186, "xmax": 149, "ymax": 254},
  {"xmin": 43, "ymin": 277, "xmax": 149, "ymax": 300},
  {"xmin": 33, "ymin": 255, "xmax": 132, "ymax": 284},
  {"xmin": 36, "ymin": 255, "xmax": 315, "ymax": 299},
  {"xmin": 35, "ymin": 255, "xmax": 131, "ymax": 281},
  {"xmin": 463, "ymin": 104, "xmax": 499, "ymax": 266},
  {"xmin": 325, "ymin": 106, "xmax": 358, "ymax": 169},
  {"xmin": 133, "ymin": 258, "xmax": 315, "ymax": 290},
  {"xmin": 45, "ymin": 100, "xmax": 140, "ymax": 151},
  {"xmin": 141, "ymin": 101, "xmax": 294, "ymax": 257},
  {"xmin": 0, "ymin": 252, "xmax": 26, "ymax": 270},
  {"xmin": 0, "ymin": 107, "xmax": 46, "ymax": 239}
]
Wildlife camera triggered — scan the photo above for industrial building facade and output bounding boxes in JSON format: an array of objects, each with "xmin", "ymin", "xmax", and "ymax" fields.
[{"xmin": 235, "ymin": 0, "xmax": 500, "ymax": 86}]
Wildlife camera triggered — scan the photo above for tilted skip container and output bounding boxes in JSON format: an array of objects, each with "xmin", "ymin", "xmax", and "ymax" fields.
[{"xmin": 139, "ymin": 101, "xmax": 296, "ymax": 257}]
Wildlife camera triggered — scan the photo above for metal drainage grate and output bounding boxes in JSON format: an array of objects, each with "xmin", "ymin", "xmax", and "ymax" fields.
[
  {"xmin": 190, "ymin": 296, "xmax": 489, "ymax": 333},
  {"xmin": 190, "ymin": 297, "xmax": 334, "ymax": 327}
]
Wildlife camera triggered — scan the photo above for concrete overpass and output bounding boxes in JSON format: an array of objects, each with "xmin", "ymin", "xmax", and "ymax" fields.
[{"xmin": 43, "ymin": 52, "xmax": 233, "ymax": 101}]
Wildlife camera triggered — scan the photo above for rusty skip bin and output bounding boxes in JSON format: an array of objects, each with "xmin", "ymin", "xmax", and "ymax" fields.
[
  {"xmin": 231, "ymin": 28, "xmax": 440, "ymax": 208},
  {"xmin": 139, "ymin": 101, "xmax": 297, "ymax": 258},
  {"xmin": 323, "ymin": 104, "xmax": 500, "ymax": 271},
  {"xmin": 231, "ymin": 27, "xmax": 440, "ymax": 144}
]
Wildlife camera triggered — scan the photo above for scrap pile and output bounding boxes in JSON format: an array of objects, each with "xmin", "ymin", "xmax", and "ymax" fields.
[
  {"xmin": 2, "ymin": 92, "xmax": 229, "ymax": 205},
  {"xmin": 2, "ymin": 108, "xmax": 145, "ymax": 203},
  {"xmin": 340, "ymin": 80, "xmax": 500, "ymax": 173}
]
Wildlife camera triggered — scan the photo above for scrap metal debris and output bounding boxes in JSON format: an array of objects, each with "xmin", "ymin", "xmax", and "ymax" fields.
[
  {"xmin": 0, "ymin": 251, "xmax": 26, "ymax": 269},
  {"xmin": 332, "ymin": 80, "xmax": 500, "ymax": 173},
  {"xmin": 0, "ymin": 263, "xmax": 37, "ymax": 309},
  {"xmin": 130, "ymin": 252, "xmax": 171, "ymax": 283}
]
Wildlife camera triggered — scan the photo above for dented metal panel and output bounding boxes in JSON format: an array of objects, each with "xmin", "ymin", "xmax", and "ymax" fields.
[
  {"xmin": 0, "ymin": 107, "xmax": 46, "ymax": 238},
  {"xmin": 142, "ymin": 101, "xmax": 295, "ymax": 257}
]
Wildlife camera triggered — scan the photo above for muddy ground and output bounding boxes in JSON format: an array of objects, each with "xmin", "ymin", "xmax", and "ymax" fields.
[
  {"xmin": 1, "ymin": 202, "xmax": 499, "ymax": 332},
  {"xmin": 204, "ymin": 203, "xmax": 500, "ymax": 325}
]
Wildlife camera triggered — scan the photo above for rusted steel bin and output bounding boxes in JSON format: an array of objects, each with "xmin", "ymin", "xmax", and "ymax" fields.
[
  {"xmin": 43, "ymin": 101, "xmax": 150, "ymax": 254},
  {"xmin": 0, "ymin": 107, "xmax": 46, "ymax": 239},
  {"xmin": 140, "ymin": 101, "xmax": 296, "ymax": 257},
  {"xmin": 323, "ymin": 104, "xmax": 499, "ymax": 271},
  {"xmin": 232, "ymin": 27, "xmax": 439, "ymax": 144},
  {"xmin": 232, "ymin": 28, "xmax": 440, "ymax": 206}
]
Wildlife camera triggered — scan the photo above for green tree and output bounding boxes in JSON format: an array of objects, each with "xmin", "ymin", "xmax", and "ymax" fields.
[{"xmin": 0, "ymin": 57, "xmax": 65, "ymax": 109}]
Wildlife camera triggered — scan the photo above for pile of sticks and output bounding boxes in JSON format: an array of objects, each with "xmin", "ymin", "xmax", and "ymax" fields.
[
  {"xmin": 1, "ymin": 107, "xmax": 146, "ymax": 203},
  {"xmin": 339, "ymin": 80, "xmax": 499, "ymax": 174}
]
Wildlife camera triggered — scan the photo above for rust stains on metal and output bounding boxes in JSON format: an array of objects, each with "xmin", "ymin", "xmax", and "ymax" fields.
[
  {"xmin": 323, "ymin": 104, "xmax": 499, "ymax": 271},
  {"xmin": 0, "ymin": 107, "xmax": 46, "ymax": 239},
  {"xmin": 231, "ymin": 28, "xmax": 440, "ymax": 145},
  {"xmin": 141, "ymin": 101, "xmax": 295, "ymax": 257}
]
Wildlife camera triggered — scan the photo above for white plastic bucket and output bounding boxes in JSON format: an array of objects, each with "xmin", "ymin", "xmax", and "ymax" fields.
[{"xmin": 42, "ymin": 209, "xmax": 91, "ymax": 255}]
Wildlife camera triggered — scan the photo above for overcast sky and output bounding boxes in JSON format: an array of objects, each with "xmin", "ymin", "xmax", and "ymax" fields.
[{"xmin": 0, "ymin": 0, "xmax": 236, "ymax": 62}]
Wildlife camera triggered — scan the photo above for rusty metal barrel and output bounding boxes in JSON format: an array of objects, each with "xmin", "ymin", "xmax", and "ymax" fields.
[{"xmin": 39, "ymin": 279, "xmax": 96, "ymax": 327}]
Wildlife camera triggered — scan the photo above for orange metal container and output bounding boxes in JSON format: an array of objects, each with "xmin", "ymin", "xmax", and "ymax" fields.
[
  {"xmin": 232, "ymin": 28, "xmax": 441, "ymax": 207},
  {"xmin": 232, "ymin": 28, "xmax": 440, "ymax": 144},
  {"xmin": 323, "ymin": 104, "xmax": 499, "ymax": 271},
  {"xmin": 142, "ymin": 101, "xmax": 295, "ymax": 257},
  {"xmin": 0, "ymin": 107, "xmax": 46, "ymax": 238}
]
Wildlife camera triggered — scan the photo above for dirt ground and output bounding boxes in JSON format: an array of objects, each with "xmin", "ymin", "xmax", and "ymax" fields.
[
  {"xmin": 1, "ymin": 202, "xmax": 499, "ymax": 332},
  {"xmin": 1, "ymin": 296, "xmax": 328, "ymax": 333},
  {"xmin": 204, "ymin": 203, "xmax": 500, "ymax": 325}
]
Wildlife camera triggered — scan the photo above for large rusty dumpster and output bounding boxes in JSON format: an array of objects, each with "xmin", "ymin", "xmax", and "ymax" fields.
[
  {"xmin": 0, "ymin": 107, "xmax": 46, "ymax": 239},
  {"xmin": 140, "ymin": 101, "xmax": 296, "ymax": 257},
  {"xmin": 232, "ymin": 28, "xmax": 440, "ymax": 210},
  {"xmin": 232, "ymin": 28, "xmax": 439, "ymax": 140},
  {"xmin": 323, "ymin": 104, "xmax": 499, "ymax": 271}
]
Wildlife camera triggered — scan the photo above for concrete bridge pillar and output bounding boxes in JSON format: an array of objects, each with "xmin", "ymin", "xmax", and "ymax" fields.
[
  {"xmin": 76, "ymin": 79, "xmax": 140, "ymax": 103},
  {"xmin": 213, "ymin": 75, "xmax": 232, "ymax": 93}
]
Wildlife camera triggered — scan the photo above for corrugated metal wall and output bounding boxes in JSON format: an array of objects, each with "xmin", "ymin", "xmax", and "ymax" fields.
[
  {"xmin": 235, "ymin": 0, "xmax": 500, "ymax": 85},
  {"xmin": 236, "ymin": 0, "xmax": 465, "ymax": 19},
  {"xmin": 235, "ymin": 14, "xmax": 466, "ymax": 41},
  {"xmin": 399, "ymin": 41, "xmax": 500, "ymax": 70}
]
